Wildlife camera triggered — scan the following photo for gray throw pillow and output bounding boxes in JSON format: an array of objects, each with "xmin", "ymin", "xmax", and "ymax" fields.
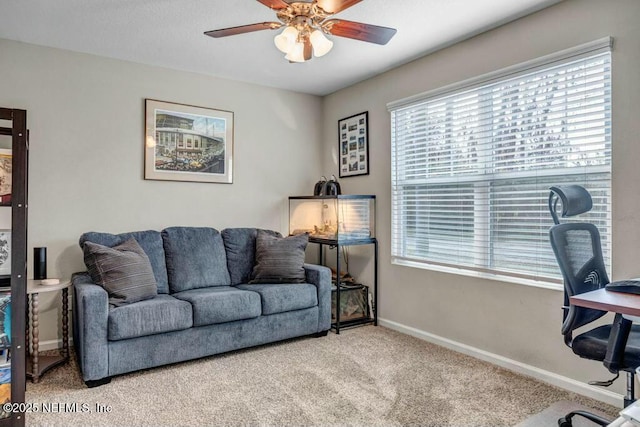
[
  {"xmin": 83, "ymin": 238, "xmax": 158, "ymax": 306},
  {"xmin": 249, "ymin": 231, "xmax": 308, "ymax": 284}
]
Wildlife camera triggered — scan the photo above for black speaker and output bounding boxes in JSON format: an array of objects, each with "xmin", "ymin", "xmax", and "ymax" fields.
[{"xmin": 34, "ymin": 247, "xmax": 47, "ymax": 280}]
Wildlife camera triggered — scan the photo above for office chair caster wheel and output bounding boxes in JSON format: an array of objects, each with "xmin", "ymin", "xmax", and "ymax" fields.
[{"xmin": 558, "ymin": 411, "xmax": 610, "ymax": 426}]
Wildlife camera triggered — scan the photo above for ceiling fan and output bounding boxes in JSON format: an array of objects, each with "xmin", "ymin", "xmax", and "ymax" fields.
[{"xmin": 204, "ymin": 0, "xmax": 397, "ymax": 63}]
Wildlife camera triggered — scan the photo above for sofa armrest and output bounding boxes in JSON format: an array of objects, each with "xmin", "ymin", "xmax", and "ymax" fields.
[
  {"xmin": 72, "ymin": 272, "xmax": 110, "ymax": 381},
  {"xmin": 304, "ymin": 263, "xmax": 332, "ymax": 332}
]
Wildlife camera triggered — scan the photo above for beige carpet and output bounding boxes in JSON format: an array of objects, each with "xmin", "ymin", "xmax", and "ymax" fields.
[{"xmin": 26, "ymin": 326, "xmax": 618, "ymax": 426}]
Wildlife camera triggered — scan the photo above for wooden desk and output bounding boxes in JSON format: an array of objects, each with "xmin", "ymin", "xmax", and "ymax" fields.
[{"xmin": 570, "ymin": 288, "xmax": 640, "ymax": 317}]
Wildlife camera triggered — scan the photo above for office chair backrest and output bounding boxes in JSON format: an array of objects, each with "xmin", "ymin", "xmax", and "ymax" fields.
[{"xmin": 548, "ymin": 185, "xmax": 608, "ymax": 336}]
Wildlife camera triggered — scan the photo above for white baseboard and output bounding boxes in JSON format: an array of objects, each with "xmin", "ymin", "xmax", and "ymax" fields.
[
  {"xmin": 379, "ymin": 318, "xmax": 624, "ymax": 408},
  {"xmin": 35, "ymin": 338, "xmax": 71, "ymax": 352}
]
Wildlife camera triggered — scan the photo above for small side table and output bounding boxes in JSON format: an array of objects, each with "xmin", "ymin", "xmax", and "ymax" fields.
[{"xmin": 26, "ymin": 279, "xmax": 71, "ymax": 383}]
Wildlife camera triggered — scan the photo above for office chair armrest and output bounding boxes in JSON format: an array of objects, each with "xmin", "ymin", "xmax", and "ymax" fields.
[{"xmin": 604, "ymin": 313, "xmax": 633, "ymax": 373}]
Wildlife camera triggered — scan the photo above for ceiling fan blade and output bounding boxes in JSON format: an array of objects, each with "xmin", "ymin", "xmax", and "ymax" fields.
[
  {"xmin": 315, "ymin": 0, "xmax": 363, "ymax": 14},
  {"xmin": 204, "ymin": 22, "xmax": 282, "ymax": 38},
  {"xmin": 324, "ymin": 19, "xmax": 396, "ymax": 45},
  {"xmin": 304, "ymin": 39, "xmax": 313, "ymax": 61},
  {"xmin": 257, "ymin": 0, "xmax": 290, "ymax": 10}
]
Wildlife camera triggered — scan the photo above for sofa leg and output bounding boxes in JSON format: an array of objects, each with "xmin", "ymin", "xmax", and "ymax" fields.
[
  {"xmin": 314, "ymin": 330, "xmax": 329, "ymax": 338},
  {"xmin": 85, "ymin": 377, "xmax": 112, "ymax": 388}
]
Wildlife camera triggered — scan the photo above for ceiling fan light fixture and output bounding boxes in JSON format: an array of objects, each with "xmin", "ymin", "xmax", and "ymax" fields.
[
  {"xmin": 310, "ymin": 29, "xmax": 333, "ymax": 57},
  {"xmin": 205, "ymin": 1, "xmax": 397, "ymax": 63},
  {"xmin": 285, "ymin": 41, "xmax": 306, "ymax": 62},
  {"xmin": 274, "ymin": 26, "xmax": 299, "ymax": 53}
]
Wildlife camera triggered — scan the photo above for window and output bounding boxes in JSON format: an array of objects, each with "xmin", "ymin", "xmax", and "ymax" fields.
[{"xmin": 389, "ymin": 39, "xmax": 612, "ymax": 284}]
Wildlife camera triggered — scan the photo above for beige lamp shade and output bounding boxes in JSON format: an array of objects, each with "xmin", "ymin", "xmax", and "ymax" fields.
[
  {"xmin": 310, "ymin": 30, "xmax": 333, "ymax": 57},
  {"xmin": 274, "ymin": 26, "xmax": 299, "ymax": 54}
]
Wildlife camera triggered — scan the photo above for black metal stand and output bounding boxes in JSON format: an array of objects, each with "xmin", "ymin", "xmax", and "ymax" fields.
[{"xmin": 314, "ymin": 237, "xmax": 378, "ymax": 334}]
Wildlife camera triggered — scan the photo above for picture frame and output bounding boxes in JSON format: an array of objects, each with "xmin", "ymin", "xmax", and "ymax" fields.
[
  {"xmin": 0, "ymin": 150, "xmax": 11, "ymax": 206},
  {"xmin": 144, "ymin": 99, "xmax": 234, "ymax": 184},
  {"xmin": 338, "ymin": 112, "xmax": 369, "ymax": 178},
  {"xmin": 0, "ymin": 231, "xmax": 10, "ymax": 276}
]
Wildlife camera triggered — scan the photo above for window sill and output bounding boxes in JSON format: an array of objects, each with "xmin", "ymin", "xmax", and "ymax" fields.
[{"xmin": 392, "ymin": 258, "xmax": 563, "ymax": 292}]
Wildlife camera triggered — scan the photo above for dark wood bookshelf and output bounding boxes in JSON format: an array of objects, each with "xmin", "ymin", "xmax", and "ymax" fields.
[{"xmin": 0, "ymin": 108, "xmax": 28, "ymax": 427}]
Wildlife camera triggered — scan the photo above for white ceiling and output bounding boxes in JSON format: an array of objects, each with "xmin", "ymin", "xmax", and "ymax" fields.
[{"xmin": 0, "ymin": 0, "xmax": 562, "ymax": 96}]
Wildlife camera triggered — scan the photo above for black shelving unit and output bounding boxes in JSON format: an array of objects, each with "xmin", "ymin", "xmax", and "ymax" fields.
[
  {"xmin": 313, "ymin": 237, "xmax": 378, "ymax": 334},
  {"xmin": 0, "ymin": 108, "xmax": 28, "ymax": 427},
  {"xmin": 289, "ymin": 195, "xmax": 377, "ymax": 334}
]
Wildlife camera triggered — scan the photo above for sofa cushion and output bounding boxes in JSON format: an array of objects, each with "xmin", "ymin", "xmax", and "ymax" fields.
[
  {"xmin": 236, "ymin": 283, "xmax": 318, "ymax": 315},
  {"xmin": 250, "ymin": 231, "xmax": 308, "ymax": 284},
  {"xmin": 83, "ymin": 238, "xmax": 158, "ymax": 307},
  {"xmin": 80, "ymin": 230, "xmax": 169, "ymax": 294},
  {"xmin": 172, "ymin": 287, "xmax": 261, "ymax": 326},
  {"xmin": 162, "ymin": 227, "xmax": 231, "ymax": 292},
  {"xmin": 221, "ymin": 228, "xmax": 282, "ymax": 285},
  {"xmin": 108, "ymin": 294, "xmax": 193, "ymax": 340}
]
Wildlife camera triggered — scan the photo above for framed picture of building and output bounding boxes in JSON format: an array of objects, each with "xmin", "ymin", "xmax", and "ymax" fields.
[
  {"xmin": 338, "ymin": 111, "xmax": 369, "ymax": 178},
  {"xmin": 144, "ymin": 99, "xmax": 234, "ymax": 183}
]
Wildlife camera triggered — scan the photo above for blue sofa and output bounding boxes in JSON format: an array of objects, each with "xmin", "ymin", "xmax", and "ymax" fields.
[{"xmin": 72, "ymin": 227, "xmax": 331, "ymax": 387}]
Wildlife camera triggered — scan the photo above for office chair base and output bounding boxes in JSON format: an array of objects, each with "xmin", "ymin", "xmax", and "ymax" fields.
[{"xmin": 558, "ymin": 411, "xmax": 610, "ymax": 427}]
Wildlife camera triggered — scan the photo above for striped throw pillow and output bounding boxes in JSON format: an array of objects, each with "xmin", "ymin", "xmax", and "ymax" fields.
[
  {"xmin": 249, "ymin": 231, "xmax": 308, "ymax": 284},
  {"xmin": 83, "ymin": 238, "xmax": 158, "ymax": 306}
]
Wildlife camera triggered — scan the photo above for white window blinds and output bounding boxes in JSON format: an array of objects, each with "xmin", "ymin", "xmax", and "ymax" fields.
[{"xmin": 389, "ymin": 39, "xmax": 612, "ymax": 283}]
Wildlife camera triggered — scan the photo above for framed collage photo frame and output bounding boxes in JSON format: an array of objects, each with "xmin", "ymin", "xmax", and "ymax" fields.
[
  {"xmin": 0, "ymin": 149, "xmax": 11, "ymax": 206},
  {"xmin": 338, "ymin": 112, "xmax": 369, "ymax": 178},
  {"xmin": 0, "ymin": 230, "xmax": 10, "ymax": 276}
]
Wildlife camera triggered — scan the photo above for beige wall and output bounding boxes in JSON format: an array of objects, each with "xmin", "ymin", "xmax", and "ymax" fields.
[
  {"xmin": 322, "ymin": 0, "xmax": 640, "ymax": 396},
  {"xmin": 2, "ymin": 0, "xmax": 639, "ymax": 400},
  {"xmin": 0, "ymin": 39, "xmax": 323, "ymax": 344}
]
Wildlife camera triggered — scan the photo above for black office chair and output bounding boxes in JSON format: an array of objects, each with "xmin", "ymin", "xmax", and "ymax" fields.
[{"xmin": 549, "ymin": 185, "xmax": 640, "ymax": 426}]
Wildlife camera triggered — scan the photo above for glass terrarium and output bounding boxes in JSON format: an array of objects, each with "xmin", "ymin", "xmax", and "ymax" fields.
[{"xmin": 289, "ymin": 195, "xmax": 375, "ymax": 243}]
